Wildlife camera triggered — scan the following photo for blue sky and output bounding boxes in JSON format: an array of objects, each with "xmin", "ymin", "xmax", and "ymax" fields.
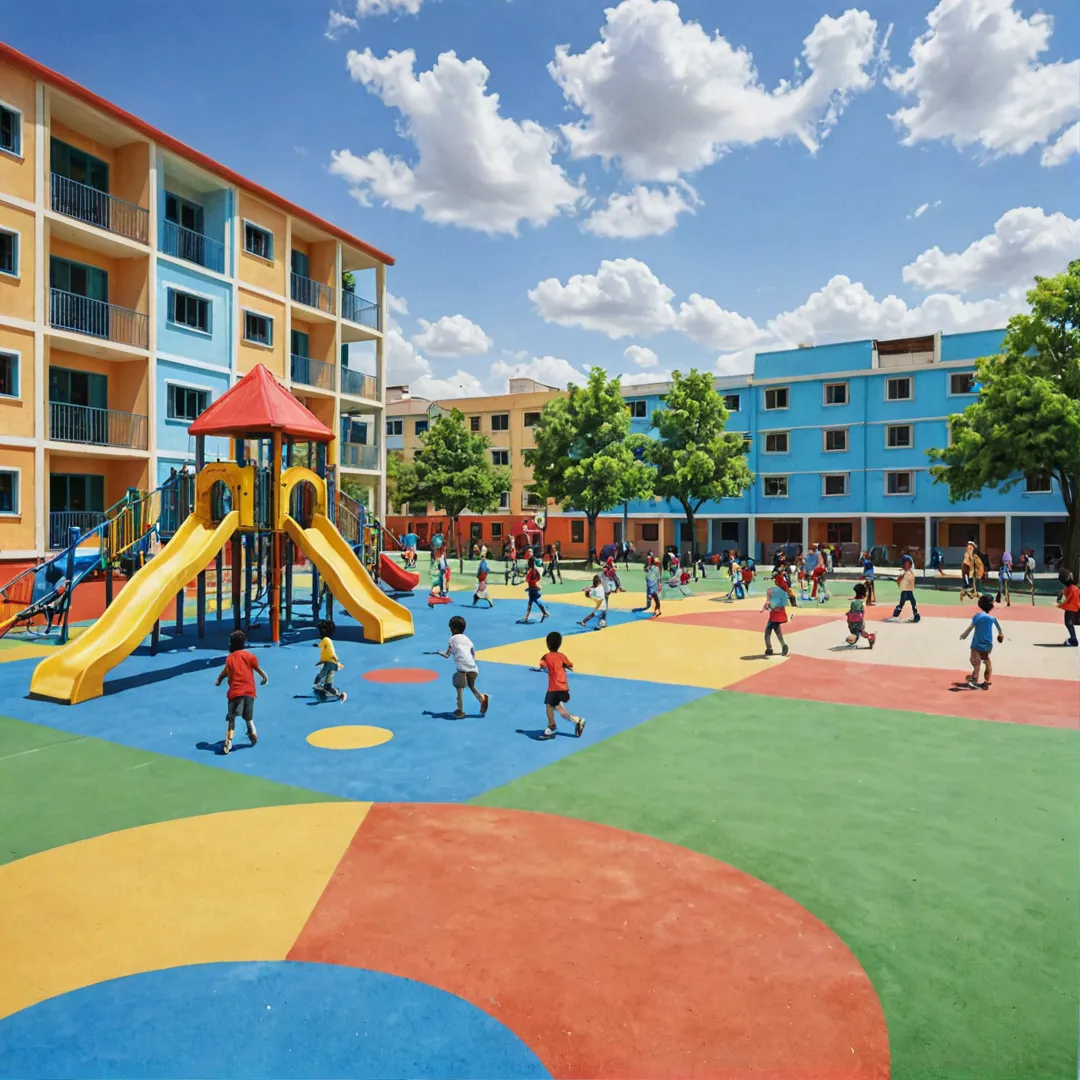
[{"xmin": 6, "ymin": 0, "xmax": 1078, "ymax": 395}]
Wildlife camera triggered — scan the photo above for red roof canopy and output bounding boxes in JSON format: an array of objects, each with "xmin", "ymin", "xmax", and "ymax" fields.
[{"xmin": 189, "ymin": 364, "xmax": 335, "ymax": 442}]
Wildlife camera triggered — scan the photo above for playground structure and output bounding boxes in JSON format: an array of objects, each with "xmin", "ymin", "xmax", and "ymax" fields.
[{"xmin": 29, "ymin": 365, "xmax": 413, "ymax": 705}]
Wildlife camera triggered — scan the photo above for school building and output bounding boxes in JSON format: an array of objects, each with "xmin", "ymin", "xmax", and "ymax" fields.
[
  {"xmin": 0, "ymin": 42, "xmax": 391, "ymax": 567},
  {"xmin": 387, "ymin": 329, "xmax": 1066, "ymax": 569}
]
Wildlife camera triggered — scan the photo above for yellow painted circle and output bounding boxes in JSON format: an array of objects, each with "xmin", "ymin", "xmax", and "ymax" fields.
[{"xmin": 306, "ymin": 725, "xmax": 393, "ymax": 750}]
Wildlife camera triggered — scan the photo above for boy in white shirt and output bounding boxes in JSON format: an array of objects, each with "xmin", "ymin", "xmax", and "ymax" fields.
[
  {"xmin": 578, "ymin": 574, "xmax": 608, "ymax": 629},
  {"xmin": 439, "ymin": 615, "xmax": 490, "ymax": 719}
]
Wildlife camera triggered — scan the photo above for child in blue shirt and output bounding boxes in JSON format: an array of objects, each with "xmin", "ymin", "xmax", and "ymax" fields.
[
  {"xmin": 862, "ymin": 551, "xmax": 877, "ymax": 606},
  {"xmin": 959, "ymin": 594, "xmax": 1004, "ymax": 689}
]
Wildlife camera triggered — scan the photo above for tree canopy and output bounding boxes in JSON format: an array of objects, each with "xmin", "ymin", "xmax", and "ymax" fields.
[
  {"xmin": 928, "ymin": 259, "xmax": 1080, "ymax": 576},
  {"xmin": 644, "ymin": 369, "xmax": 755, "ymax": 554},
  {"xmin": 524, "ymin": 367, "xmax": 654, "ymax": 558}
]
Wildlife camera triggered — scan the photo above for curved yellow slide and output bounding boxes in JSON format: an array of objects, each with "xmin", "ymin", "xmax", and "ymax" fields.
[
  {"xmin": 284, "ymin": 512, "xmax": 413, "ymax": 643},
  {"xmin": 30, "ymin": 512, "xmax": 239, "ymax": 705}
]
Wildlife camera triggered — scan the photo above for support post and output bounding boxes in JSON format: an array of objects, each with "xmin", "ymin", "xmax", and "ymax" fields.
[
  {"xmin": 1004, "ymin": 514, "xmax": 1013, "ymax": 560},
  {"xmin": 151, "ymin": 619, "xmax": 161, "ymax": 655},
  {"xmin": 924, "ymin": 514, "xmax": 932, "ymax": 573},
  {"xmin": 231, "ymin": 534, "xmax": 242, "ymax": 632},
  {"xmin": 284, "ymin": 538, "xmax": 294, "ymax": 630},
  {"xmin": 197, "ymin": 569, "xmax": 206, "ymax": 639},
  {"xmin": 175, "ymin": 588, "xmax": 184, "ymax": 635},
  {"xmin": 746, "ymin": 517, "xmax": 756, "ymax": 563},
  {"xmin": 104, "ymin": 563, "xmax": 113, "ymax": 609},
  {"xmin": 269, "ymin": 432, "xmax": 283, "ymax": 644},
  {"xmin": 312, "ymin": 566, "xmax": 320, "ymax": 624},
  {"xmin": 244, "ymin": 533, "xmax": 253, "ymax": 629},
  {"xmin": 60, "ymin": 526, "xmax": 78, "ymax": 645},
  {"xmin": 215, "ymin": 549, "xmax": 223, "ymax": 620}
]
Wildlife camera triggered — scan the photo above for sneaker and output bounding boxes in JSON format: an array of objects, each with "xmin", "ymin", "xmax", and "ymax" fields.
[
  {"xmin": 480, "ymin": 693, "xmax": 490, "ymax": 716},
  {"xmin": 912, "ymin": 615, "xmax": 921, "ymax": 623},
  {"xmin": 541, "ymin": 611, "xmax": 550, "ymax": 622},
  {"xmin": 339, "ymin": 692, "xmax": 348, "ymax": 704},
  {"xmin": 868, "ymin": 635, "xmax": 876, "ymax": 650},
  {"xmin": 980, "ymin": 682, "xmax": 991, "ymax": 691},
  {"xmin": 538, "ymin": 728, "xmax": 556, "ymax": 740},
  {"xmin": 222, "ymin": 737, "xmax": 232, "ymax": 755},
  {"xmin": 764, "ymin": 648, "xmax": 774, "ymax": 656},
  {"xmin": 1067, "ymin": 640, "xmax": 1079, "ymax": 647},
  {"xmin": 781, "ymin": 644, "xmax": 790, "ymax": 657},
  {"xmin": 247, "ymin": 723, "xmax": 258, "ymax": 746},
  {"xmin": 575, "ymin": 716, "xmax": 586, "ymax": 738},
  {"xmin": 966, "ymin": 675, "xmax": 979, "ymax": 689},
  {"xmin": 577, "ymin": 619, "xmax": 589, "ymax": 628},
  {"xmin": 453, "ymin": 710, "xmax": 467, "ymax": 719}
]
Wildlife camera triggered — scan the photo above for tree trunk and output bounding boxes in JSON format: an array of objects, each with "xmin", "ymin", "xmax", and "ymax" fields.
[
  {"xmin": 682, "ymin": 503, "xmax": 696, "ymax": 566},
  {"xmin": 453, "ymin": 515, "xmax": 464, "ymax": 575},
  {"xmin": 586, "ymin": 514, "xmax": 598, "ymax": 568}
]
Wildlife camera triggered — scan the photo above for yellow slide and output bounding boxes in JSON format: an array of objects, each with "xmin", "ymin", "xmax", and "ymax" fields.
[
  {"xmin": 285, "ymin": 512, "xmax": 413, "ymax": 643},
  {"xmin": 30, "ymin": 512, "xmax": 239, "ymax": 705}
]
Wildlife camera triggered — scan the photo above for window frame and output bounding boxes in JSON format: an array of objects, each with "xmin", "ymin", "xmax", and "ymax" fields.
[
  {"xmin": 764, "ymin": 386, "xmax": 790, "ymax": 411},
  {"xmin": 884, "ymin": 470, "xmax": 915, "ymax": 496},
  {"xmin": 822, "ymin": 428, "xmax": 848, "ymax": 453},
  {"xmin": 242, "ymin": 220, "xmax": 274, "ymax": 262},
  {"xmin": 0, "ymin": 349, "xmax": 21, "ymax": 399},
  {"xmin": 0, "ymin": 466, "xmax": 20, "ymax": 516},
  {"xmin": 0, "ymin": 100, "xmax": 23, "ymax": 158},
  {"xmin": 886, "ymin": 423, "xmax": 913, "ymax": 449},
  {"xmin": 522, "ymin": 490, "xmax": 544, "ymax": 511},
  {"xmin": 498, "ymin": 490, "xmax": 510, "ymax": 510},
  {"xmin": 626, "ymin": 399, "xmax": 648, "ymax": 419},
  {"xmin": 523, "ymin": 411, "xmax": 541, "ymax": 427},
  {"xmin": 385, "ymin": 418, "xmax": 403, "ymax": 437},
  {"xmin": 414, "ymin": 419, "xmax": 429, "ymax": 436},
  {"xmin": 822, "ymin": 473, "xmax": 849, "ymax": 497},
  {"xmin": 823, "ymin": 381, "xmax": 849, "ymax": 406},
  {"xmin": 723, "ymin": 393, "xmax": 741, "ymax": 413},
  {"xmin": 491, "ymin": 413, "xmax": 510, "ymax": 432},
  {"xmin": 469, "ymin": 415, "xmax": 481, "ymax": 432},
  {"xmin": 571, "ymin": 519, "xmax": 586, "ymax": 544},
  {"xmin": 763, "ymin": 430, "xmax": 790, "ymax": 455},
  {"xmin": 948, "ymin": 371, "xmax": 978, "ymax": 396},
  {"xmin": 1024, "ymin": 472, "xmax": 1053, "ymax": 494},
  {"xmin": 241, "ymin": 308, "xmax": 274, "ymax": 348},
  {"xmin": 762, "ymin": 474, "xmax": 789, "ymax": 498},
  {"xmin": 491, "ymin": 449, "xmax": 510, "ymax": 466},
  {"xmin": 0, "ymin": 226, "xmax": 19, "ymax": 278},
  {"xmin": 885, "ymin": 376, "xmax": 913, "ymax": 402},
  {"xmin": 165, "ymin": 380, "xmax": 211, "ymax": 423},
  {"xmin": 166, "ymin": 287, "xmax": 211, "ymax": 335}
]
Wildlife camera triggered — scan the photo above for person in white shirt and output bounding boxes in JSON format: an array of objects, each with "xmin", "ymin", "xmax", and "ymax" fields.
[
  {"xmin": 578, "ymin": 575, "xmax": 608, "ymax": 629},
  {"xmin": 439, "ymin": 615, "xmax": 489, "ymax": 719}
]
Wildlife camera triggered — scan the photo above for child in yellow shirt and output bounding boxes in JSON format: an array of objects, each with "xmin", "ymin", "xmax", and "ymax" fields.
[{"xmin": 313, "ymin": 619, "xmax": 347, "ymax": 703}]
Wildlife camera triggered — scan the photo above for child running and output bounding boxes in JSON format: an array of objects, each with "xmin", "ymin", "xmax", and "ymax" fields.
[
  {"xmin": 438, "ymin": 615, "xmax": 489, "ymax": 718},
  {"xmin": 845, "ymin": 583, "xmax": 877, "ymax": 648},
  {"xmin": 1058, "ymin": 572, "xmax": 1079, "ymax": 646},
  {"xmin": 996, "ymin": 555, "xmax": 1012, "ymax": 607},
  {"xmin": 762, "ymin": 577, "xmax": 794, "ymax": 657},
  {"xmin": 472, "ymin": 554, "xmax": 493, "ymax": 608},
  {"xmin": 214, "ymin": 629, "xmax": 268, "ymax": 754},
  {"xmin": 523, "ymin": 557, "xmax": 550, "ymax": 623},
  {"xmin": 579, "ymin": 574, "xmax": 609, "ymax": 629},
  {"xmin": 313, "ymin": 619, "xmax": 348, "ymax": 703},
  {"xmin": 862, "ymin": 550, "xmax": 877, "ymax": 606},
  {"xmin": 891, "ymin": 555, "xmax": 920, "ymax": 622},
  {"xmin": 643, "ymin": 555, "xmax": 662, "ymax": 617},
  {"xmin": 959, "ymin": 594, "xmax": 1004, "ymax": 690},
  {"xmin": 535, "ymin": 630, "xmax": 585, "ymax": 740}
]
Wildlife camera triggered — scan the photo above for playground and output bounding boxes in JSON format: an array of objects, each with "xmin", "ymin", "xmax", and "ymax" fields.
[{"xmin": 0, "ymin": 373, "xmax": 1076, "ymax": 1080}]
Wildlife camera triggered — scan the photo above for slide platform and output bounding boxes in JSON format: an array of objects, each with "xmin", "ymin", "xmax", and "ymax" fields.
[
  {"xmin": 29, "ymin": 512, "xmax": 240, "ymax": 705},
  {"xmin": 285, "ymin": 513, "xmax": 413, "ymax": 643},
  {"xmin": 378, "ymin": 554, "xmax": 420, "ymax": 593}
]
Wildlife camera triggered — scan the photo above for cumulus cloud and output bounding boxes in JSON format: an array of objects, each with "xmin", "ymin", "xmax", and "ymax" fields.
[
  {"xmin": 330, "ymin": 49, "xmax": 585, "ymax": 235},
  {"xmin": 1041, "ymin": 122, "xmax": 1080, "ymax": 167},
  {"xmin": 549, "ymin": 0, "xmax": 882, "ymax": 182},
  {"xmin": 325, "ymin": 10, "xmax": 358, "ymax": 37},
  {"xmin": 356, "ymin": 0, "xmax": 422, "ymax": 15},
  {"xmin": 412, "ymin": 314, "xmax": 493, "ymax": 357},
  {"xmin": 624, "ymin": 344, "xmax": 659, "ymax": 368},
  {"xmin": 489, "ymin": 355, "xmax": 590, "ymax": 391},
  {"xmin": 901, "ymin": 206, "xmax": 1080, "ymax": 292},
  {"xmin": 386, "ymin": 292, "xmax": 410, "ymax": 315},
  {"xmin": 908, "ymin": 199, "xmax": 941, "ymax": 219},
  {"xmin": 619, "ymin": 369, "xmax": 672, "ymax": 386},
  {"xmin": 676, "ymin": 293, "xmax": 764, "ymax": 351},
  {"xmin": 583, "ymin": 184, "xmax": 699, "ymax": 238},
  {"xmin": 886, "ymin": 0, "xmax": 1080, "ymax": 163}
]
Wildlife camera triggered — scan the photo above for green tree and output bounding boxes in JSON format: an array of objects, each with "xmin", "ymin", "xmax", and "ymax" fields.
[
  {"xmin": 928, "ymin": 259, "xmax": 1080, "ymax": 578},
  {"xmin": 398, "ymin": 409, "xmax": 510, "ymax": 571},
  {"xmin": 644, "ymin": 369, "xmax": 755, "ymax": 557},
  {"xmin": 524, "ymin": 367, "xmax": 654, "ymax": 562}
]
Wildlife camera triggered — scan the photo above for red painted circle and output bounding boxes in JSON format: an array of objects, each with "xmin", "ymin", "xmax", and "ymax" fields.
[
  {"xmin": 290, "ymin": 803, "xmax": 890, "ymax": 1079},
  {"xmin": 363, "ymin": 668, "xmax": 440, "ymax": 684}
]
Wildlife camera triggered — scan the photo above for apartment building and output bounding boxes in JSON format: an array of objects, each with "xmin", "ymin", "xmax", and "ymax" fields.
[{"xmin": 0, "ymin": 43, "xmax": 389, "ymax": 566}]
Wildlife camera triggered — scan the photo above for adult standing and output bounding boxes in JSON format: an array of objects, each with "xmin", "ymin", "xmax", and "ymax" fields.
[{"xmin": 620, "ymin": 537, "xmax": 632, "ymax": 571}]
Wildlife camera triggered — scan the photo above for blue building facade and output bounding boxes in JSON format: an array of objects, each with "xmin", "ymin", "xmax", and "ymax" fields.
[{"xmin": 609, "ymin": 329, "xmax": 1065, "ymax": 569}]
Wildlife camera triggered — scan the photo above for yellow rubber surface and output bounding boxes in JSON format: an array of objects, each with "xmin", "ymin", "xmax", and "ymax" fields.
[{"xmin": 307, "ymin": 725, "xmax": 394, "ymax": 749}]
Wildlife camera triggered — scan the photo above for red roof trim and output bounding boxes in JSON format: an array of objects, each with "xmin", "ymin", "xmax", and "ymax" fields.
[{"xmin": 0, "ymin": 42, "xmax": 394, "ymax": 267}]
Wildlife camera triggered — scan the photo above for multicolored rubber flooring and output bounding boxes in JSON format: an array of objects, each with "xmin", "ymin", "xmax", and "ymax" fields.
[{"xmin": 0, "ymin": 570, "xmax": 1076, "ymax": 1079}]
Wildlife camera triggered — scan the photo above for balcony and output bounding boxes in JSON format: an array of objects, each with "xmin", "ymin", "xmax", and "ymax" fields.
[
  {"xmin": 50, "ymin": 174, "xmax": 149, "ymax": 245},
  {"xmin": 291, "ymin": 272, "xmax": 335, "ymax": 315},
  {"xmin": 49, "ymin": 401, "xmax": 148, "ymax": 451},
  {"xmin": 49, "ymin": 510, "xmax": 106, "ymax": 550},
  {"xmin": 50, "ymin": 289, "xmax": 149, "ymax": 351},
  {"xmin": 341, "ymin": 368, "xmax": 377, "ymax": 399},
  {"xmin": 290, "ymin": 354, "xmax": 335, "ymax": 391},
  {"xmin": 160, "ymin": 220, "xmax": 225, "ymax": 274},
  {"xmin": 340, "ymin": 443, "xmax": 379, "ymax": 470},
  {"xmin": 342, "ymin": 290, "xmax": 380, "ymax": 329}
]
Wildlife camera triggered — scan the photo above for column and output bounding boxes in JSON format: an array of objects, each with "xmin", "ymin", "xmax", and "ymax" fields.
[
  {"xmin": 801, "ymin": 514, "xmax": 809, "ymax": 547},
  {"xmin": 375, "ymin": 261, "xmax": 388, "ymax": 523},
  {"xmin": 746, "ymin": 517, "xmax": 756, "ymax": 562},
  {"xmin": 924, "ymin": 514, "xmax": 932, "ymax": 572},
  {"xmin": 33, "ymin": 82, "xmax": 46, "ymax": 555},
  {"xmin": 860, "ymin": 515, "xmax": 868, "ymax": 552},
  {"xmin": 1004, "ymin": 514, "xmax": 1013, "ymax": 557}
]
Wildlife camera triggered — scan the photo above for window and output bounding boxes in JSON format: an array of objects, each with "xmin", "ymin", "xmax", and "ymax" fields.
[
  {"xmin": 823, "ymin": 382, "xmax": 848, "ymax": 405},
  {"xmin": 490, "ymin": 521, "xmax": 503, "ymax": 540},
  {"xmin": 947, "ymin": 524, "xmax": 975, "ymax": 547},
  {"xmin": 0, "ymin": 470, "xmax": 17, "ymax": 514},
  {"xmin": 763, "ymin": 475, "xmax": 789, "ymax": 497},
  {"xmin": 49, "ymin": 366, "xmax": 106, "ymax": 408},
  {"xmin": 0, "ymin": 228, "xmax": 16, "ymax": 277},
  {"xmin": 823, "ymin": 428, "xmax": 848, "ymax": 452},
  {"xmin": 524, "ymin": 411, "xmax": 541, "ymax": 427},
  {"xmin": 492, "ymin": 449, "xmax": 509, "ymax": 466},
  {"xmin": 498, "ymin": 491, "xmax": 510, "ymax": 510},
  {"xmin": 168, "ymin": 289, "xmax": 209, "ymax": 333},
  {"xmin": 1024, "ymin": 472, "xmax": 1052, "ymax": 493},
  {"xmin": 724, "ymin": 394, "xmax": 741, "ymax": 412},
  {"xmin": 414, "ymin": 420, "xmax": 428, "ymax": 436},
  {"xmin": 886, "ymin": 424, "xmax": 913, "ymax": 448},
  {"xmin": 764, "ymin": 387, "xmax": 789, "ymax": 410},
  {"xmin": 570, "ymin": 520, "xmax": 585, "ymax": 544},
  {"xmin": 0, "ymin": 104, "xmax": 21, "ymax": 156},
  {"xmin": 822, "ymin": 473, "xmax": 849, "ymax": 497},
  {"xmin": 772, "ymin": 522, "xmax": 801, "ymax": 544},
  {"xmin": 638, "ymin": 523, "xmax": 659, "ymax": 543},
  {"xmin": 0, "ymin": 351, "xmax": 18, "ymax": 397},
  {"xmin": 243, "ymin": 222, "xmax": 273, "ymax": 261},
  {"xmin": 242, "ymin": 310, "xmax": 272, "ymax": 347},
  {"xmin": 522, "ymin": 491, "xmax": 544, "ymax": 510},
  {"xmin": 886, "ymin": 376, "xmax": 912, "ymax": 401},
  {"xmin": 166, "ymin": 383, "xmax": 209, "ymax": 422},
  {"xmin": 885, "ymin": 471, "xmax": 914, "ymax": 495},
  {"xmin": 386, "ymin": 419, "xmax": 403, "ymax": 436},
  {"xmin": 469, "ymin": 416, "xmax": 481, "ymax": 432},
  {"xmin": 827, "ymin": 522, "xmax": 853, "ymax": 544},
  {"xmin": 950, "ymin": 372, "xmax": 977, "ymax": 395},
  {"xmin": 627, "ymin": 400, "xmax": 648, "ymax": 418},
  {"xmin": 491, "ymin": 414, "xmax": 509, "ymax": 432},
  {"xmin": 764, "ymin": 431, "xmax": 789, "ymax": 454}
]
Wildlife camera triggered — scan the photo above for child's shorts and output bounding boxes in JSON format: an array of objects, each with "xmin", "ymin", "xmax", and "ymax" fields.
[
  {"xmin": 527, "ymin": 587, "xmax": 542, "ymax": 603},
  {"xmin": 453, "ymin": 670, "xmax": 478, "ymax": 690},
  {"xmin": 226, "ymin": 695, "xmax": 254, "ymax": 723},
  {"xmin": 847, "ymin": 620, "xmax": 865, "ymax": 636},
  {"xmin": 544, "ymin": 690, "xmax": 570, "ymax": 706},
  {"xmin": 972, "ymin": 647, "xmax": 991, "ymax": 661}
]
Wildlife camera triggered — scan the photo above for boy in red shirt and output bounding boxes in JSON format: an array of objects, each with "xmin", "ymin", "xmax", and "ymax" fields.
[
  {"xmin": 1058, "ymin": 572, "xmax": 1080, "ymax": 646},
  {"xmin": 536, "ymin": 630, "xmax": 585, "ymax": 740},
  {"xmin": 523, "ymin": 557, "xmax": 550, "ymax": 623},
  {"xmin": 214, "ymin": 629, "xmax": 268, "ymax": 754}
]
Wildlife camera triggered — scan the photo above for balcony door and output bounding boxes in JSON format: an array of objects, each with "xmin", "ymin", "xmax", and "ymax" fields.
[
  {"xmin": 165, "ymin": 191, "xmax": 206, "ymax": 264},
  {"xmin": 49, "ymin": 472, "xmax": 105, "ymax": 546},
  {"xmin": 50, "ymin": 256, "xmax": 109, "ymax": 338},
  {"xmin": 51, "ymin": 138, "xmax": 110, "ymax": 228},
  {"xmin": 50, "ymin": 366, "xmax": 108, "ymax": 444},
  {"xmin": 291, "ymin": 250, "xmax": 310, "ymax": 279}
]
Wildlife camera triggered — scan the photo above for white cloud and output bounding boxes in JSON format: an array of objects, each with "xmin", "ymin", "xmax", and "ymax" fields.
[
  {"xmin": 1041, "ymin": 122, "xmax": 1080, "ymax": 167},
  {"xmin": 325, "ymin": 10, "xmax": 358, "ymax": 38},
  {"xmin": 549, "ymin": 0, "xmax": 881, "ymax": 182},
  {"xmin": 528, "ymin": 258, "xmax": 676, "ymax": 339},
  {"xmin": 714, "ymin": 347, "xmax": 759, "ymax": 376},
  {"xmin": 330, "ymin": 49, "xmax": 585, "ymax": 235},
  {"xmin": 624, "ymin": 344, "xmax": 659, "ymax": 368},
  {"xmin": 676, "ymin": 293, "xmax": 764, "ymax": 350},
  {"xmin": 355, "ymin": 0, "xmax": 422, "ymax": 15},
  {"xmin": 902, "ymin": 206, "xmax": 1080, "ymax": 292},
  {"xmin": 886, "ymin": 0, "xmax": 1080, "ymax": 163},
  {"xmin": 384, "ymin": 309, "xmax": 487, "ymax": 400},
  {"xmin": 583, "ymin": 184, "xmax": 699, "ymax": 238},
  {"xmin": 619, "ymin": 369, "xmax": 672, "ymax": 386},
  {"xmin": 489, "ymin": 355, "xmax": 590, "ymax": 391},
  {"xmin": 412, "ymin": 314, "xmax": 493, "ymax": 357},
  {"xmin": 908, "ymin": 199, "xmax": 941, "ymax": 219},
  {"xmin": 386, "ymin": 292, "xmax": 410, "ymax": 315}
]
